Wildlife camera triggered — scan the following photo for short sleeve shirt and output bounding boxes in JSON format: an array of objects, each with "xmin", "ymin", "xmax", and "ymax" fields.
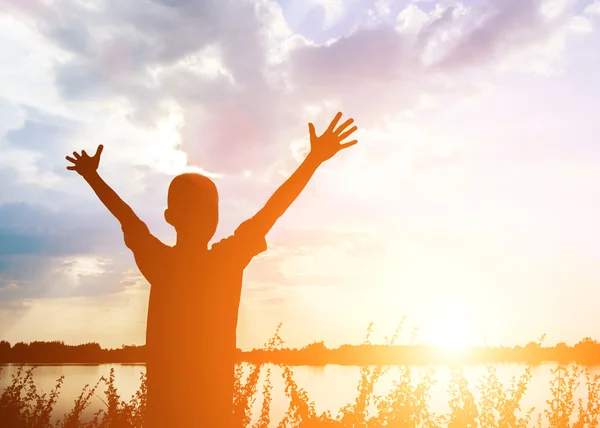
[{"xmin": 122, "ymin": 218, "xmax": 266, "ymax": 368}]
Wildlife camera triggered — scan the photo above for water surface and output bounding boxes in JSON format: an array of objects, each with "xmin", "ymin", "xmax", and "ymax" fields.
[{"xmin": 1, "ymin": 363, "xmax": 597, "ymax": 425}]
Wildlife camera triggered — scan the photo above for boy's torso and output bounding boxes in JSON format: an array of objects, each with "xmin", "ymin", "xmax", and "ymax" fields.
[{"xmin": 137, "ymin": 242, "xmax": 245, "ymax": 367}]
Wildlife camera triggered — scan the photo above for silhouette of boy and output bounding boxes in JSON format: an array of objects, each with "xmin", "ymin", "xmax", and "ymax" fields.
[{"xmin": 66, "ymin": 112, "xmax": 358, "ymax": 427}]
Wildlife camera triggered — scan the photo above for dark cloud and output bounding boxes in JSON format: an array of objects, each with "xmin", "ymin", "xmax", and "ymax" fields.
[
  {"xmin": 7, "ymin": 119, "xmax": 65, "ymax": 149},
  {"xmin": 0, "ymin": 234, "xmax": 45, "ymax": 255},
  {"xmin": 286, "ymin": 0, "xmax": 578, "ymax": 126},
  {"xmin": 434, "ymin": 0, "xmax": 569, "ymax": 70},
  {"xmin": 5, "ymin": 106, "xmax": 80, "ymax": 162},
  {"xmin": 290, "ymin": 26, "xmax": 411, "ymax": 87},
  {"xmin": 3, "ymin": 0, "xmax": 581, "ymax": 174},
  {"xmin": 1, "ymin": 104, "xmax": 83, "ymax": 183},
  {"xmin": 0, "ymin": 252, "xmax": 137, "ymax": 319},
  {"xmin": 0, "ymin": 206, "xmax": 144, "ymax": 302},
  {"xmin": 0, "ymin": 202, "xmax": 122, "ymax": 256},
  {"xmin": 0, "ymin": 0, "xmax": 591, "ymax": 309}
]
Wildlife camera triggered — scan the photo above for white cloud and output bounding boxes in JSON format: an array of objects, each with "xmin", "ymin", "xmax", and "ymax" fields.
[
  {"xmin": 0, "ymin": 0, "xmax": 599, "ymax": 347},
  {"xmin": 396, "ymin": 4, "xmax": 430, "ymax": 34},
  {"xmin": 312, "ymin": 0, "xmax": 345, "ymax": 28},
  {"xmin": 585, "ymin": 1, "xmax": 600, "ymax": 15},
  {"xmin": 2, "ymin": 0, "xmax": 590, "ymax": 179}
]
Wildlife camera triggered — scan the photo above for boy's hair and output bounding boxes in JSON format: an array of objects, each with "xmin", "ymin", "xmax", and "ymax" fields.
[{"xmin": 167, "ymin": 173, "xmax": 219, "ymax": 211}]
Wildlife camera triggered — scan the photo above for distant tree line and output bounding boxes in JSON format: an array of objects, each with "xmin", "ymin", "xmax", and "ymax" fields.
[
  {"xmin": 1, "ymin": 338, "xmax": 600, "ymax": 366},
  {"xmin": 0, "ymin": 341, "xmax": 146, "ymax": 364},
  {"xmin": 241, "ymin": 338, "xmax": 600, "ymax": 366}
]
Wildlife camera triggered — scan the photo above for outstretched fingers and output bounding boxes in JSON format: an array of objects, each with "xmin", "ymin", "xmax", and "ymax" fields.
[
  {"xmin": 66, "ymin": 156, "xmax": 77, "ymax": 164},
  {"xmin": 335, "ymin": 118, "xmax": 354, "ymax": 136},
  {"xmin": 94, "ymin": 144, "xmax": 104, "ymax": 158},
  {"xmin": 338, "ymin": 125, "xmax": 358, "ymax": 142},
  {"xmin": 73, "ymin": 151, "xmax": 81, "ymax": 160},
  {"xmin": 340, "ymin": 140, "xmax": 358, "ymax": 150},
  {"xmin": 326, "ymin": 112, "xmax": 343, "ymax": 133}
]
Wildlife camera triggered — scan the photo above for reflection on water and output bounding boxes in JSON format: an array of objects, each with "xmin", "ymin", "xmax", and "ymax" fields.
[{"xmin": 1, "ymin": 363, "xmax": 599, "ymax": 425}]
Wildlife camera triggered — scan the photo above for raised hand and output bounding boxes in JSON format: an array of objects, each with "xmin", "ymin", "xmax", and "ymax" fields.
[
  {"xmin": 307, "ymin": 112, "xmax": 358, "ymax": 163},
  {"xmin": 66, "ymin": 144, "xmax": 104, "ymax": 177}
]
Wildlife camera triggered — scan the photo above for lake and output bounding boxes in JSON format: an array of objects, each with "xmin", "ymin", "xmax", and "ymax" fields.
[{"xmin": 2, "ymin": 363, "xmax": 599, "ymax": 425}]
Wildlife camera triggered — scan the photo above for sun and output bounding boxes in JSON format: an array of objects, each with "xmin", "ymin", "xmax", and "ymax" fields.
[{"xmin": 429, "ymin": 314, "xmax": 476, "ymax": 354}]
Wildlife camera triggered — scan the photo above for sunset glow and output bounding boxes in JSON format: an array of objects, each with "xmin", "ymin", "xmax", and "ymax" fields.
[
  {"xmin": 430, "ymin": 315, "xmax": 476, "ymax": 353},
  {"xmin": 0, "ymin": 0, "xmax": 599, "ymax": 354},
  {"xmin": 3, "ymin": 1, "xmax": 600, "ymax": 426}
]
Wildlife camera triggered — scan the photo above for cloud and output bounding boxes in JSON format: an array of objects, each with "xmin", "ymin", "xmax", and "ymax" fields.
[
  {"xmin": 4, "ymin": 0, "xmax": 296, "ymax": 166},
  {"xmin": 0, "ymin": 0, "xmax": 598, "ymax": 346},
  {"xmin": 3, "ymin": 0, "xmax": 589, "ymax": 175},
  {"xmin": 287, "ymin": 0, "xmax": 591, "ymax": 123},
  {"xmin": 0, "ymin": 292, "xmax": 149, "ymax": 347},
  {"xmin": 585, "ymin": 1, "xmax": 600, "ymax": 15},
  {"xmin": 0, "ymin": 201, "xmax": 146, "ymax": 317},
  {"xmin": 0, "ymin": 201, "xmax": 121, "ymax": 254}
]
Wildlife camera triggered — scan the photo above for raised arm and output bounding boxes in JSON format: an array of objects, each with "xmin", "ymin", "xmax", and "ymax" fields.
[
  {"xmin": 250, "ymin": 112, "xmax": 358, "ymax": 236},
  {"xmin": 66, "ymin": 145, "xmax": 140, "ymax": 227}
]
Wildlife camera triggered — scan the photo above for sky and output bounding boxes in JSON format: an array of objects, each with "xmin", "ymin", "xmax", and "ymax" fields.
[{"xmin": 0, "ymin": 0, "xmax": 599, "ymax": 351}]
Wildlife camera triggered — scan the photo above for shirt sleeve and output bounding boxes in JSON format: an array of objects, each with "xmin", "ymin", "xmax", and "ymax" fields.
[
  {"xmin": 121, "ymin": 217, "xmax": 165, "ymax": 284},
  {"xmin": 122, "ymin": 217, "xmax": 154, "ymax": 252},
  {"xmin": 213, "ymin": 218, "xmax": 268, "ymax": 268}
]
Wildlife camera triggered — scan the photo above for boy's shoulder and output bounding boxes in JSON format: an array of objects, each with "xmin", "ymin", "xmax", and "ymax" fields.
[
  {"xmin": 208, "ymin": 220, "xmax": 267, "ymax": 267},
  {"xmin": 209, "ymin": 234, "xmax": 236, "ymax": 253}
]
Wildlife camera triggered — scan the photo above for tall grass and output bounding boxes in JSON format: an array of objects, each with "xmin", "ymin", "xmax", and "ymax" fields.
[{"xmin": 2, "ymin": 325, "xmax": 600, "ymax": 427}]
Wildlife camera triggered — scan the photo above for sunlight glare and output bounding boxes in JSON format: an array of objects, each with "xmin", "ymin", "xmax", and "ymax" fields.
[
  {"xmin": 430, "ymin": 312, "xmax": 476, "ymax": 354},
  {"xmin": 140, "ymin": 102, "xmax": 222, "ymax": 178}
]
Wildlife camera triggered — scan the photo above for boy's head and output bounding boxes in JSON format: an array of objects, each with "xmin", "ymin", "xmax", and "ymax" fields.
[{"xmin": 164, "ymin": 173, "xmax": 219, "ymax": 244}]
